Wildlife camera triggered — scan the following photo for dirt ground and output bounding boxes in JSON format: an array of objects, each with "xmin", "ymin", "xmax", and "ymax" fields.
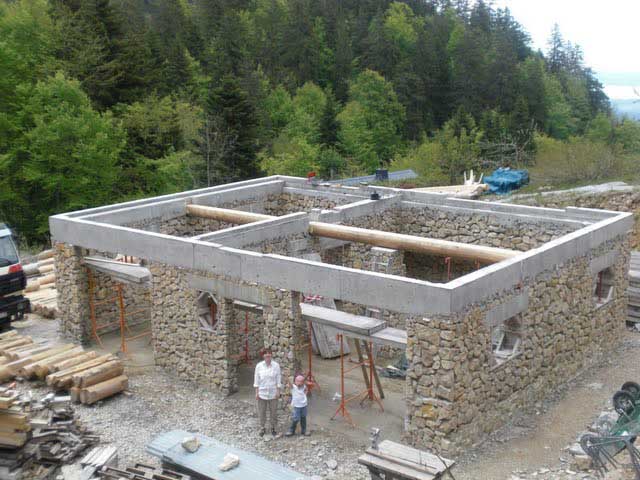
[{"xmin": 10, "ymin": 314, "xmax": 640, "ymax": 480}]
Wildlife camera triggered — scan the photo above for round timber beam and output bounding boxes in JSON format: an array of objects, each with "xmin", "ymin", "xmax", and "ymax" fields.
[{"xmin": 186, "ymin": 204, "xmax": 519, "ymax": 263}]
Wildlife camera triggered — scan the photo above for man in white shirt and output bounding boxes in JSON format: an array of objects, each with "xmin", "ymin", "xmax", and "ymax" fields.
[{"xmin": 253, "ymin": 348, "xmax": 282, "ymax": 436}]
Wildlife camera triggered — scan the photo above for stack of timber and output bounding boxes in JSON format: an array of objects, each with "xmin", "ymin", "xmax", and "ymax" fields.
[
  {"xmin": 0, "ymin": 331, "xmax": 128, "ymax": 405},
  {"xmin": 23, "ymin": 249, "xmax": 58, "ymax": 319},
  {"xmin": 96, "ymin": 463, "xmax": 191, "ymax": 480},
  {"xmin": 0, "ymin": 389, "xmax": 98, "ymax": 480},
  {"xmin": 629, "ymin": 251, "xmax": 640, "ymax": 323}
]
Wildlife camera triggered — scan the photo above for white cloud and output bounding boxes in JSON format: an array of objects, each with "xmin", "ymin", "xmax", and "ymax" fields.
[{"xmin": 493, "ymin": 0, "xmax": 640, "ymax": 74}]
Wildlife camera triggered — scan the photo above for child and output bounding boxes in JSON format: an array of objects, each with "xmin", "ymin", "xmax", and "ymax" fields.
[{"xmin": 285, "ymin": 374, "xmax": 310, "ymax": 436}]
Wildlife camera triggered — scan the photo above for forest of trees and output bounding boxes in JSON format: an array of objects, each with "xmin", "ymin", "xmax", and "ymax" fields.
[{"xmin": 1, "ymin": 0, "xmax": 639, "ymax": 243}]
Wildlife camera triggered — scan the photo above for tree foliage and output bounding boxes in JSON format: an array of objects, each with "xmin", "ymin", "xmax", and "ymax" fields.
[{"xmin": 1, "ymin": 0, "xmax": 636, "ymax": 243}]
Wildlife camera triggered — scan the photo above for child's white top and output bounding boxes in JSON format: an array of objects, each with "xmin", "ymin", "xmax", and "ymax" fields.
[{"xmin": 291, "ymin": 384, "xmax": 308, "ymax": 408}]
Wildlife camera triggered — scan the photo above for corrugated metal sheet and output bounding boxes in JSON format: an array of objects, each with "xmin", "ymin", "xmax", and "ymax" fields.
[
  {"xmin": 146, "ymin": 430, "xmax": 310, "ymax": 480},
  {"xmin": 326, "ymin": 169, "xmax": 417, "ymax": 186}
]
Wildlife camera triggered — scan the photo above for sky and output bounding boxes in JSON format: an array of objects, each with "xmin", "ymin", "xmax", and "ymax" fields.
[{"xmin": 493, "ymin": 0, "xmax": 640, "ymax": 99}]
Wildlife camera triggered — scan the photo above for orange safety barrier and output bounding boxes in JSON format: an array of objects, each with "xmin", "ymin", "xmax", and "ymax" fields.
[{"xmin": 331, "ymin": 334, "xmax": 383, "ymax": 426}]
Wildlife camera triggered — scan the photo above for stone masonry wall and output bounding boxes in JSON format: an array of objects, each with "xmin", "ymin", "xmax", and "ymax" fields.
[
  {"xmin": 55, "ymin": 243, "xmax": 90, "ymax": 343},
  {"xmin": 405, "ymin": 235, "xmax": 630, "ymax": 456},
  {"xmin": 89, "ymin": 270, "xmax": 151, "ymax": 334},
  {"xmin": 512, "ymin": 189, "xmax": 640, "ymax": 248},
  {"xmin": 150, "ymin": 263, "xmax": 240, "ymax": 394},
  {"xmin": 150, "ymin": 264, "xmax": 306, "ymax": 395}
]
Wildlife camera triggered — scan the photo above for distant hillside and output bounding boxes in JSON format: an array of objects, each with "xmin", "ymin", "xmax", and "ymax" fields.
[{"xmin": 611, "ymin": 99, "xmax": 640, "ymax": 120}]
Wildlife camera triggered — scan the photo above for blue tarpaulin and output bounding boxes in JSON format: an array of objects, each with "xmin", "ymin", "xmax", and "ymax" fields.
[{"xmin": 484, "ymin": 168, "xmax": 529, "ymax": 195}]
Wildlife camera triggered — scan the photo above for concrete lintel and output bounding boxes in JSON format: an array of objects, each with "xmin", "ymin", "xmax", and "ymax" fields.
[
  {"xmin": 230, "ymin": 251, "xmax": 450, "ymax": 315},
  {"xmin": 191, "ymin": 180, "xmax": 284, "ymax": 206},
  {"xmin": 483, "ymin": 292, "xmax": 529, "ymax": 329},
  {"xmin": 78, "ymin": 197, "xmax": 188, "ymax": 226},
  {"xmin": 193, "ymin": 213, "xmax": 309, "ymax": 247},
  {"xmin": 590, "ymin": 250, "xmax": 619, "ymax": 276},
  {"xmin": 60, "ymin": 176, "xmax": 281, "ymax": 219},
  {"xmin": 187, "ymin": 274, "xmax": 269, "ymax": 306}
]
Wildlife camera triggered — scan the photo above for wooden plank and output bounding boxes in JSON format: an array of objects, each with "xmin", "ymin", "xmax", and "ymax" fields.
[
  {"xmin": 372, "ymin": 328, "xmax": 408, "ymax": 348},
  {"xmin": 301, "ymin": 304, "xmax": 387, "ymax": 336},
  {"xmin": 358, "ymin": 453, "xmax": 436, "ymax": 480},
  {"xmin": 353, "ymin": 339, "xmax": 371, "ymax": 391},
  {"xmin": 376, "ymin": 440, "xmax": 455, "ymax": 470}
]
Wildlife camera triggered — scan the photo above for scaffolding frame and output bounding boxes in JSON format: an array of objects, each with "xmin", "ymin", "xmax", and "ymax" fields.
[
  {"xmin": 331, "ymin": 333, "xmax": 383, "ymax": 427},
  {"xmin": 87, "ymin": 267, "xmax": 151, "ymax": 353}
]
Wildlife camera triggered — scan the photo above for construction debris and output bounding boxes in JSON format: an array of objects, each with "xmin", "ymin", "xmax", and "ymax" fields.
[
  {"xmin": 0, "ymin": 389, "xmax": 98, "ymax": 480},
  {"xmin": 218, "ymin": 453, "xmax": 239, "ymax": 472},
  {"xmin": 358, "ymin": 435, "xmax": 454, "ymax": 480},
  {"xmin": 0, "ymin": 331, "xmax": 128, "ymax": 405},
  {"xmin": 80, "ymin": 445, "xmax": 118, "ymax": 480},
  {"xmin": 96, "ymin": 463, "xmax": 191, "ymax": 480}
]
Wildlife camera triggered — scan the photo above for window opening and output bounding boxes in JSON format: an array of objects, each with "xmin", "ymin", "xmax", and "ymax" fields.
[
  {"xmin": 491, "ymin": 317, "xmax": 522, "ymax": 365},
  {"xmin": 197, "ymin": 291, "xmax": 219, "ymax": 331},
  {"xmin": 593, "ymin": 267, "xmax": 614, "ymax": 306}
]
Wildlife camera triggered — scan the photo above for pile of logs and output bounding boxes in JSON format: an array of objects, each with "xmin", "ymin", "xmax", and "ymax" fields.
[
  {"xmin": 96, "ymin": 463, "xmax": 191, "ymax": 480},
  {"xmin": 0, "ymin": 331, "xmax": 128, "ymax": 405},
  {"xmin": 0, "ymin": 389, "xmax": 98, "ymax": 480},
  {"xmin": 23, "ymin": 249, "xmax": 57, "ymax": 318}
]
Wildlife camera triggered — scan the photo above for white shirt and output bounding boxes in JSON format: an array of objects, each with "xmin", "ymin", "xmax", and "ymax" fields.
[
  {"xmin": 253, "ymin": 360, "xmax": 282, "ymax": 400},
  {"xmin": 291, "ymin": 384, "xmax": 308, "ymax": 408}
]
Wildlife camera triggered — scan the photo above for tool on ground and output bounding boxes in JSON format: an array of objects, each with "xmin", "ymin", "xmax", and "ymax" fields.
[{"xmin": 580, "ymin": 381, "xmax": 640, "ymax": 479}]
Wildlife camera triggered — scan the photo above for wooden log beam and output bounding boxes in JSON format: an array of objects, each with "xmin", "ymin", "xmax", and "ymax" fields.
[
  {"xmin": 187, "ymin": 204, "xmax": 518, "ymax": 263},
  {"xmin": 307, "ymin": 222, "xmax": 517, "ymax": 263},
  {"xmin": 80, "ymin": 375, "xmax": 128, "ymax": 405},
  {"xmin": 72, "ymin": 360, "xmax": 124, "ymax": 388},
  {"xmin": 186, "ymin": 205, "xmax": 272, "ymax": 224}
]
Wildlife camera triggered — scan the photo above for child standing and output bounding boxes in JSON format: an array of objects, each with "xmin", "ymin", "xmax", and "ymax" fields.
[{"xmin": 285, "ymin": 374, "xmax": 310, "ymax": 436}]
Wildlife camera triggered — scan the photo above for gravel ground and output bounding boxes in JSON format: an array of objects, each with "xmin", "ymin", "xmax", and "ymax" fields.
[{"xmin": 10, "ymin": 315, "xmax": 640, "ymax": 480}]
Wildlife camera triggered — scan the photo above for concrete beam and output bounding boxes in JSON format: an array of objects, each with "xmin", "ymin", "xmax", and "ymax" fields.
[
  {"xmin": 64, "ymin": 176, "xmax": 281, "ymax": 219},
  {"xmin": 79, "ymin": 197, "xmax": 188, "ymax": 226},
  {"xmin": 400, "ymin": 201, "xmax": 591, "ymax": 229},
  {"xmin": 187, "ymin": 274, "xmax": 270, "ymax": 306},
  {"xmin": 191, "ymin": 180, "xmax": 284, "ymax": 207},
  {"xmin": 317, "ymin": 196, "xmax": 402, "ymax": 223},
  {"xmin": 483, "ymin": 292, "xmax": 529, "ymax": 328},
  {"xmin": 192, "ymin": 213, "xmax": 309, "ymax": 247}
]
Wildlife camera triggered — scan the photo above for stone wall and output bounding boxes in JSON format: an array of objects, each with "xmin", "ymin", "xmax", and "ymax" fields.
[
  {"xmin": 512, "ymin": 189, "xmax": 640, "ymax": 248},
  {"xmin": 404, "ymin": 253, "xmax": 480, "ymax": 283},
  {"xmin": 404, "ymin": 235, "xmax": 630, "ymax": 456},
  {"xmin": 150, "ymin": 264, "xmax": 306, "ymax": 395},
  {"xmin": 55, "ymin": 243, "xmax": 90, "ymax": 342},
  {"xmin": 88, "ymin": 270, "xmax": 151, "ymax": 334},
  {"xmin": 149, "ymin": 264, "xmax": 241, "ymax": 394},
  {"xmin": 55, "ymin": 243, "xmax": 151, "ymax": 343},
  {"xmin": 126, "ymin": 192, "xmax": 349, "ymax": 238}
]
